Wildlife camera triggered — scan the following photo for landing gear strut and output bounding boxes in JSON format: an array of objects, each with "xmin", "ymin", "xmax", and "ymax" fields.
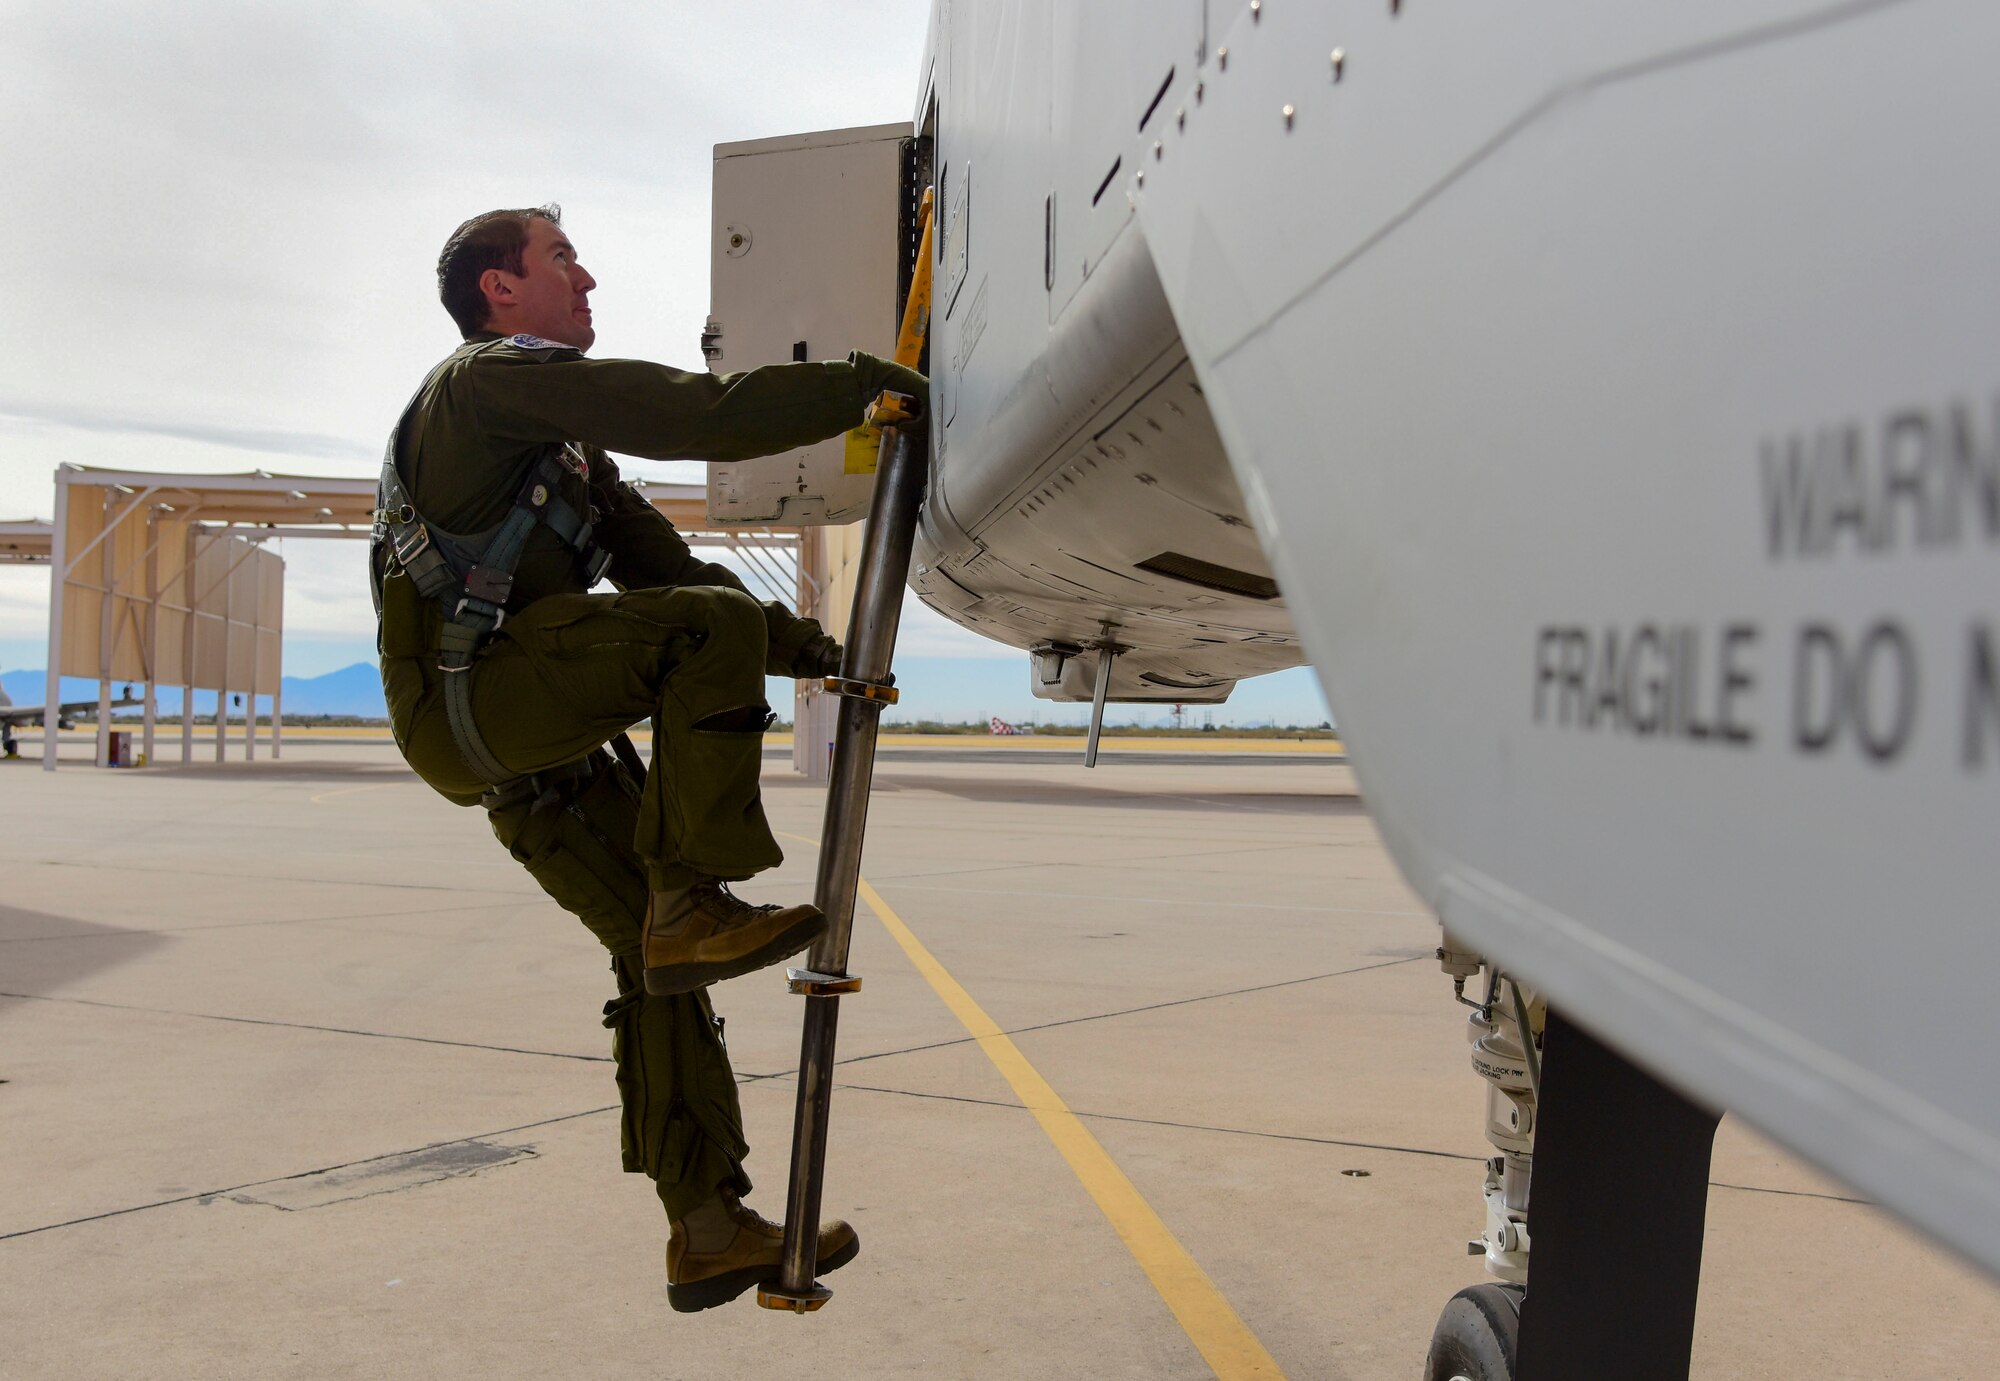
[
  {"xmin": 1439, "ymin": 940, "xmax": 1540, "ymax": 1285},
  {"xmin": 1429, "ymin": 940, "xmax": 1722, "ymax": 1379}
]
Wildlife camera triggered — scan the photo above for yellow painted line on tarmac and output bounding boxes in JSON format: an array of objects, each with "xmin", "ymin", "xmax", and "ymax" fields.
[
  {"xmin": 858, "ymin": 879, "xmax": 1285, "ymax": 1377},
  {"xmin": 776, "ymin": 828, "xmax": 1284, "ymax": 1378}
]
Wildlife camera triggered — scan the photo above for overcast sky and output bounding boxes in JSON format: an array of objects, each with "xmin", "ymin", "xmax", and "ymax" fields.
[
  {"xmin": 0, "ymin": 1, "xmax": 932, "ymax": 661},
  {"xmin": 0, "ymin": 0, "xmax": 1327, "ymax": 723}
]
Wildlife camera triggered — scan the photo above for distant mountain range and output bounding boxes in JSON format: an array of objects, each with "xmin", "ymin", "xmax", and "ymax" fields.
[
  {"xmin": 0, "ymin": 664, "xmax": 386, "ymax": 718},
  {"xmin": 1, "ymin": 654, "xmax": 1329, "ymax": 727}
]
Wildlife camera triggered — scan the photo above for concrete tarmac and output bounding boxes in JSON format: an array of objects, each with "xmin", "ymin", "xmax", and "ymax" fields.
[{"xmin": 2, "ymin": 740, "xmax": 1995, "ymax": 1378}]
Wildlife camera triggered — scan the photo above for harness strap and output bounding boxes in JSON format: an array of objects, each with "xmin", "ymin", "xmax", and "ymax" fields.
[
  {"xmin": 478, "ymin": 748, "xmax": 600, "ymax": 814},
  {"xmin": 443, "ymin": 665, "xmax": 515, "ymax": 788}
]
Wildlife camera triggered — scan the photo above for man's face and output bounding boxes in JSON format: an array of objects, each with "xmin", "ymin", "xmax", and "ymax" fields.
[{"xmin": 481, "ymin": 216, "xmax": 597, "ymax": 349}]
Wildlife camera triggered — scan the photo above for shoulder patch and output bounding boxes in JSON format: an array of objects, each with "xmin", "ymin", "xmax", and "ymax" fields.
[{"xmin": 507, "ymin": 334, "xmax": 580, "ymax": 352}]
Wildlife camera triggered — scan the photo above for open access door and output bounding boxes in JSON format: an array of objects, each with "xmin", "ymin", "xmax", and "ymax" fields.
[{"xmin": 706, "ymin": 122, "xmax": 913, "ymax": 525}]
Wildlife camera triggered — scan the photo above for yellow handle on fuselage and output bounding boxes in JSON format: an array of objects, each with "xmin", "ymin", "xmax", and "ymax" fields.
[{"xmin": 844, "ymin": 186, "xmax": 936, "ymax": 475}]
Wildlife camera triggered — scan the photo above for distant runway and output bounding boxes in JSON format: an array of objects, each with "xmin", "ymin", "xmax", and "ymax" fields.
[
  {"xmin": 9, "ymin": 727, "xmax": 1347, "ymax": 771},
  {"xmin": 781, "ymin": 730, "xmax": 1345, "ymax": 767},
  {"xmin": 788, "ymin": 744, "xmax": 1344, "ymax": 768}
]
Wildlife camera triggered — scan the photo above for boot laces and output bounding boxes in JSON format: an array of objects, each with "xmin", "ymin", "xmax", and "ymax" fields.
[
  {"xmin": 701, "ymin": 879, "xmax": 780, "ymax": 925},
  {"xmin": 723, "ymin": 1192, "xmax": 783, "ymax": 1236}
]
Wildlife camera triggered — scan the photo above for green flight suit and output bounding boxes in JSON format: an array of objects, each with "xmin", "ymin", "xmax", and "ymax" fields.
[{"xmin": 375, "ymin": 331, "xmax": 892, "ymax": 1217}]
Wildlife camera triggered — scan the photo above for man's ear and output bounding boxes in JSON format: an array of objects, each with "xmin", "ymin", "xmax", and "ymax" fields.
[{"xmin": 478, "ymin": 267, "xmax": 515, "ymax": 318}]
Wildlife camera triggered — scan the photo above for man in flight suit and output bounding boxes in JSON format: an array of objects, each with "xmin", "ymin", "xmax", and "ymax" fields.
[{"xmin": 374, "ymin": 204, "xmax": 923, "ymax": 1310}]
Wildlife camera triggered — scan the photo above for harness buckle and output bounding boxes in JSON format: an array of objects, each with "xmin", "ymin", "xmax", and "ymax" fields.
[
  {"xmin": 392, "ymin": 521, "xmax": 431, "ymax": 564},
  {"xmin": 452, "ymin": 597, "xmax": 506, "ymax": 633},
  {"xmin": 584, "ymin": 547, "xmax": 614, "ymax": 586}
]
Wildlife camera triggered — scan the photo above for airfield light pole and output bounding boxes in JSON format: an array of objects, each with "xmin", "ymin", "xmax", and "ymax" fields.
[{"xmin": 760, "ymin": 412, "xmax": 928, "ymax": 1313}]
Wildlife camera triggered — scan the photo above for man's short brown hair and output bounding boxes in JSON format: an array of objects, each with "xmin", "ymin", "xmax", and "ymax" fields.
[{"xmin": 436, "ymin": 204, "xmax": 563, "ymax": 338}]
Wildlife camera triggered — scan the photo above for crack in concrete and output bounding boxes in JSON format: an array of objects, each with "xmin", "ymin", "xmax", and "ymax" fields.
[
  {"xmin": 21, "ymin": 856, "xmax": 536, "ymax": 900},
  {"xmin": 739, "ymin": 954, "xmax": 1428, "ymax": 1081},
  {"xmin": 0, "ymin": 898, "xmax": 518, "ymax": 944},
  {"xmin": 827, "ymin": 1083, "xmax": 1871, "ymax": 1204},
  {"xmin": 0, "ymin": 991, "xmax": 615, "ymax": 1064}
]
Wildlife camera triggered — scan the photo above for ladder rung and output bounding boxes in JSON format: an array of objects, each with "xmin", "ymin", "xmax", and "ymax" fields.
[{"xmin": 787, "ymin": 967, "xmax": 863, "ymax": 996}]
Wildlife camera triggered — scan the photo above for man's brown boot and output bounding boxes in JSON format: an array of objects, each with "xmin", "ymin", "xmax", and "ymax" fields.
[
  {"xmin": 666, "ymin": 1194, "xmax": 860, "ymax": 1313},
  {"xmin": 642, "ymin": 879, "xmax": 826, "ymax": 996}
]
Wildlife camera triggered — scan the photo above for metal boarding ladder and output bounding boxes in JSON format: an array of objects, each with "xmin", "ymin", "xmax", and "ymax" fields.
[{"xmin": 758, "ymin": 188, "xmax": 935, "ymax": 1314}]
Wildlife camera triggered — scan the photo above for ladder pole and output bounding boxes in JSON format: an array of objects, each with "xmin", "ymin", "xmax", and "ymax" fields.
[{"xmin": 765, "ymin": 418, "xmax": 929, "ymax": 1311}]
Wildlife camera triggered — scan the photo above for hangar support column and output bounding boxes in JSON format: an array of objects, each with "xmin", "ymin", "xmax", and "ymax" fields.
[
  {"xmin": 143, "ymin": 510, "xmax": 160, "ymax": 766},
  {"xmin": 180, "ymin": 522, "xmax": 197, "ymax": 765},
  {"xmin": 41, "ymin": 468, "xmax": 69, "ymax": 772},
  {"xmin": 95, "ymin": 487, "xmax": 116, "ymax": 769}
]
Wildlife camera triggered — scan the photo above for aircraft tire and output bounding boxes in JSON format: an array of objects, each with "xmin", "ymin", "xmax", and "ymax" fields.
[{"xmin": 1422, "ymin": 1281, "xmax": 1522, "ymax": 1381}]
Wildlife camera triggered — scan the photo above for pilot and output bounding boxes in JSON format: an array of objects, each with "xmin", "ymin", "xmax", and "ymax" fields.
[{"xmin": 372, "ymin": 204, "xmax": 923, "ymax": 1310}]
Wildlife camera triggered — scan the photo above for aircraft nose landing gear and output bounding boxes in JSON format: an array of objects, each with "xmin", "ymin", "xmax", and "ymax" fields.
[
  {"xmin": 1508, "ymin": 1009, "xmax": 1721, "ymax": 1381},
  {"xmin": 1427, "ymin": 940, "xmax": 1536, "ymax": 1378},
  {"xmin": 1425, "ymin": 933, "xmax": 1724, "ymax": 1381},
  {"xmin": 1443, "ymin": 943, "xmax": 1541, "ymax": 1286},
  {"xmin": 1424, "ymin": 1280, "xmax": 1524, "ymax": 1381}
]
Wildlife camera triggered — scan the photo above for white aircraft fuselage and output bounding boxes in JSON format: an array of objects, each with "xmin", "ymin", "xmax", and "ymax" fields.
[{"xmin": 906, "ymin": 0, "xmax": 2000, "ymax": 1285}]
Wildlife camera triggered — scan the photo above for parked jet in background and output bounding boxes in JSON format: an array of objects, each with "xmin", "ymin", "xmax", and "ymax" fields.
[{"xmin": 0, "ymin": 677, "xmax": 138, "ymax": 758}]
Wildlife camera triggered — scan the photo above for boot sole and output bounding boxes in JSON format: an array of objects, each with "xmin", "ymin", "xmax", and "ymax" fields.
[
  {"xmin": 643, "ymin": 911, "xmax": 829, "ymax": 996},
  {"xmin": 667, "ymin": 1232, "xmax": 861, "ymax": 1313}
]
